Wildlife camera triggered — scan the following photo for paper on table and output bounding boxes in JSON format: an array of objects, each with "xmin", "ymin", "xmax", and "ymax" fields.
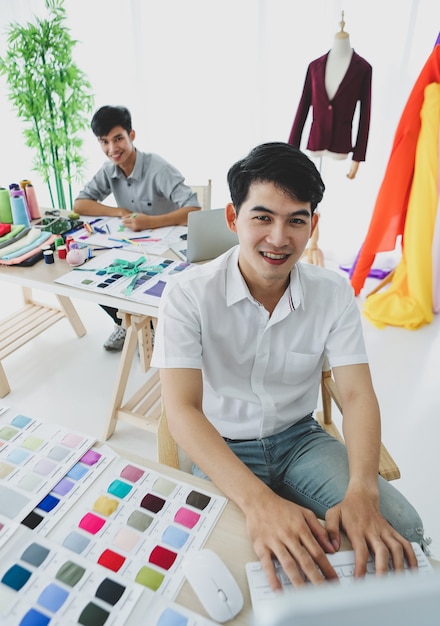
[
  {"xmin": 72, "ymin": 217, "xmax": 186, "ymax": 255},
  {"xmin": 54, "ymin": 248, "xmax": 194, "ymax": 307}
]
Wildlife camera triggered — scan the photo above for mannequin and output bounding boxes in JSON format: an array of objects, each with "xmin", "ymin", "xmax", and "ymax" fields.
[
  {"xmin": 288, "ymin": 13, "xmax": 372, "ymax": 180},
  {"xmin": 288, "ymin": 13, "xmax": 372, "ymax": 265},
  {"xmin": 318, "ymin": 17, "xmax": 360, "ymax": 179},
  {"xmin": 325, "ymin": 20, "xmax": 352, "ymax": 101}
]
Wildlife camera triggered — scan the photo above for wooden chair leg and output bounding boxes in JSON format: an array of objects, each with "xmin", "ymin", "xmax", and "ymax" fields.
[
  {"xmin": 366, "ymin": 270, "xmax": 395, "ymax": 297},
  {"xmin": 317, "ymin": 366, "xmax": 400, "ymax": 480}
]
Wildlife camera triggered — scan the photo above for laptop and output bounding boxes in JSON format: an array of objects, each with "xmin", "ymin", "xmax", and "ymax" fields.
[
  {"xmin": 170, "ymin": 208, "xmax": 238, "ymax": 263},
  {"xmin": 251, "ymin": 566, "xmax": 440, "ymax": 626}
]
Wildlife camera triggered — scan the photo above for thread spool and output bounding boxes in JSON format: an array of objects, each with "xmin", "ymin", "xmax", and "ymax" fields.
[
  {"xmin": 10, "ymin": 194, "xmax": 31, "ymax": 227},
  {"xmin": 10, "ymin": 185, "xmax": 31, "ymax": 221},
  {"xmin": 57, "ymin": 245, "xmax": 67, "ymax": 259},
  {"xmin": 24, "ymin": 183, "xmax": 41, "ymax": 219},
  {"xmin": 43, "ymin": 249, "xmax": 55, "ymax": 264},
  {"xmin": 0, "ymin": 188, "xmax": 13, "ymax": 224},
  {"xmin": 65, "ymin": 236, "xmax": 75, "ymax": 251}
]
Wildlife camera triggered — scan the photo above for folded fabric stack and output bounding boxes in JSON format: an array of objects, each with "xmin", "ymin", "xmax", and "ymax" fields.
[{"xmin": 0, "ymin": 224, "xmax": 57, "ymax": 265}]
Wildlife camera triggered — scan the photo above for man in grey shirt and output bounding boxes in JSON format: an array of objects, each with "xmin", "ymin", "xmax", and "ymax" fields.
[{"xmin": 74, "ymin": 105, "xmax": 200, "ymax": 351}]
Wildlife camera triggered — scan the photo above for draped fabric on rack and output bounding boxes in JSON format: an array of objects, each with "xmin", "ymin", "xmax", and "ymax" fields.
[
  {"xmin": 349, "ymin": 44, "xmax": 440, "ymax": 296},
  {"xmin": 363, "ymin": 83, "xmax": 440, "ymax": 329}
]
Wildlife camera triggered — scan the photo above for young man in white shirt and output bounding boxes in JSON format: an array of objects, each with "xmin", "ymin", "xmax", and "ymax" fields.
[
  {"xmin": 152, "ymin": 142, "xmax": 427, "ymax": 589},
  {"xmin": 74, "ymin": 105, "xmax": 200, "ymax": 351}
]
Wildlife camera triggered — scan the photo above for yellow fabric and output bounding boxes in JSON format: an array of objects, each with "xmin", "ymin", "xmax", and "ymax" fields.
[{"xmin": 363, "ymin": 83, "xmax": 440, "ymax": 329}]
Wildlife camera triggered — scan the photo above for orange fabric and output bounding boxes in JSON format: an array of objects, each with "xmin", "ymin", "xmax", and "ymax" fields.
[
  {"xmin": 350, "ymin": 45, "xmax": 440, "ymax": 295},
  {"xmin": 363, "ymin": 83, "xmax": 440, "ymax": 329}
]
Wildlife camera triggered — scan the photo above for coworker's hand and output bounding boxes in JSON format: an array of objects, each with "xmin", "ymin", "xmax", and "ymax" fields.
[
  {"xmin": 246, "ymin": 491, "xmax": 339, "ymax": 590},
  {"xmin": 122, "ymin": 213, "xmax": 147, "ymax": 231},
  {"xmin": 122, "ymin": 212, "xmax": 161, "ymax": 231},
  {"xmin": 325, "ymin": 488, "xmax": 418, "ymax": 577}
]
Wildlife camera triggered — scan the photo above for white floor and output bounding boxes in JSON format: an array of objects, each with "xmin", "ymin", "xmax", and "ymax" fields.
[{"xmin": 1, "ymin": 261, "xmax": 439, "ymax": 559}]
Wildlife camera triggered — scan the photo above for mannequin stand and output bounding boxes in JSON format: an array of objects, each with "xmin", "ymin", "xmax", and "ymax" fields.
[
  {"xmin": 303, "ymin": 218, "xmax": 324, "ymax": 266},
  {"xmin": 303, "ymin": 156, "xmax": 324, "ymax": 267}
]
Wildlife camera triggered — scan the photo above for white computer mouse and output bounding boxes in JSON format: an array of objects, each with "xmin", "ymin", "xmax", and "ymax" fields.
[{"xmin": 181, "ymin": 548, "xmax": 244, "ymax": 623}]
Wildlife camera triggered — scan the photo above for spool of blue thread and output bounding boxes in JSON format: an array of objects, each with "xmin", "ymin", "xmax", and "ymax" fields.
[
  {"xmin": 9, "ymin": 184, "xmax": 31, "ymax": 221},
  {"xmin": 10, "ymin": 194, "xmax": 31, "ymax": 227}
]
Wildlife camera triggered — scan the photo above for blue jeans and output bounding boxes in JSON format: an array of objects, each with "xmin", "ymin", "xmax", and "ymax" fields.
[{"xmin": 192, "ymin": 415, "xmax": 428, "ymax": 550}]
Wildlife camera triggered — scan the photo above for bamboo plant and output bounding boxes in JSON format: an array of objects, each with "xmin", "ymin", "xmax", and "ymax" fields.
[{"xmin": 0, "ymin": 0, "xmax": 94, "ymax": 211}]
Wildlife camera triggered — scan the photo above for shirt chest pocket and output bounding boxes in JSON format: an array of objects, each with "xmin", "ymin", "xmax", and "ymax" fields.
[
  {"xmin": 138, "ymin": 199, "xmax": 153, "ymax": 214},
  {"xmin": 282, "ymin": 351, "xmax": 322, "ymax": 385}
]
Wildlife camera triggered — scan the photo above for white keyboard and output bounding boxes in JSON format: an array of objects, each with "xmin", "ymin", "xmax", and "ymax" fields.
[{"xmin": 246, "ymin": 542, "xmax": 433, "ymax": 607}]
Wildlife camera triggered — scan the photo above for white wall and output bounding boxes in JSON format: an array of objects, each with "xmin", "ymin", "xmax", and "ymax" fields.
[{"xmin": 1, "ymin": 0, "xmax": 439, "ymax": 265}]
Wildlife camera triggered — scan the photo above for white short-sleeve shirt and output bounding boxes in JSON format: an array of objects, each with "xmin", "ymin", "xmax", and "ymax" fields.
[{"xmin": 151, "ymin": 247, "xmax": 368, "ymax": 440}]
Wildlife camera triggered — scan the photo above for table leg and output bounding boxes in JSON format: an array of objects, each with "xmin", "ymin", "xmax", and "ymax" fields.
[
  {"xmin": 103, "ymin": 314, "xmax": 166, "ymax": 463},
  {"xmin": 104, "ymin": 314, "xmax": 140, "ymax": 439},
  {"xmin": 0, "ymin": 363, "xmax": 11, "ymax": 397},
  {"xmin": 56, "ymin": 295, "xmax": 87, "ymax": 337}
]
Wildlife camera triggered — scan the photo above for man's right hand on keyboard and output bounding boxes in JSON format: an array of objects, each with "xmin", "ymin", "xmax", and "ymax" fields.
[{"xmin": 246, "ymin": 488, "xmax": 340, "ymax": 590}]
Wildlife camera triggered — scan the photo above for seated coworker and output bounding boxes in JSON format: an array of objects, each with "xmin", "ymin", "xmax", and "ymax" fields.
[
  {"xmin": 74, "ymin": 105, "xmax": 200, "ymax": 351},
  {"xmin": 151, "ymin": 143, "xmax": 428, "ymax": 590}
]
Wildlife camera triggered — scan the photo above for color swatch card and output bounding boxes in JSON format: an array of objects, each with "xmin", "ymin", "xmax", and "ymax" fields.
[
  {"xmin": 0, "ymin": 525, "xmax": 144, "ymax": 626},
  {"xmin": 55, "ymin": 249, "xmax": 194, "ymax": 307},
  {"xmin": 49, "ymin": 456, "xmax": 227, "ymax": 601},
  {"xmin": 21, "ymin": 446, "xmax": 117, "ymax": 536},
  {"xmin": 0, "ymin": 413, "xmax": 95, "ymax": 522}
]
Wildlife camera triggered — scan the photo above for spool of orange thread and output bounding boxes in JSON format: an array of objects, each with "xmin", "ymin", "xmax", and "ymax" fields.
[{"xmin": 24, "ymin": 183, "xmax": 41, "ymax": 219}]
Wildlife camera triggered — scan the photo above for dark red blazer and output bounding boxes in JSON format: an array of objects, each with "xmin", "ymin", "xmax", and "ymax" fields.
[{"xmin": 288, "ymin": 51, "xmax": 372, "ymax": 162}]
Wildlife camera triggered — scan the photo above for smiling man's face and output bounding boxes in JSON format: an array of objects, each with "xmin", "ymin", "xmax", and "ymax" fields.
[
  {"xmin": 98, "ymin": 125, "xmax": 136, "ymax": 175},
  {"xmin": 226, "ymin": 181, "xmax": 317, "ymax": 299}
]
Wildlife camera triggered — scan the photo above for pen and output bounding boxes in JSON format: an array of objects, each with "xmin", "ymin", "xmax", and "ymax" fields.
[
  {"xmin": 128, "ymin": 235, "xmax": 157, "ymax": 240},
  {"xmin": 131, "ymin": 237, "xmax": 161, "ymax": 242},
  {"xmin": 108, "ymin": 237, "xmax": 126, "ymax": 243},
  {"xmin": 105, "ymin": 224, "xmax": 110, "ymax": 234},
  {"xmin": 93, "ymin": 226, "xmax": 106, "ymax": 234},
  {"xmin": 92, "ymin": 245, "xmax": 124, "ymax": 250}
]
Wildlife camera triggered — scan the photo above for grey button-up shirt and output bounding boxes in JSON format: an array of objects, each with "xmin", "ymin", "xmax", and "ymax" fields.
[{"xmin": 76, "ymin": 150, "xmax": 200, "ymax": 215}]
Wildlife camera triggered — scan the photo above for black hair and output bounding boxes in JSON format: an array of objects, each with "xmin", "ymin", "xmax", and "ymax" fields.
[
  {"xmin": 91, "ymin": 105, "xmax": 132, "ymax": 137},
  {"xmin": 227, "ymin": 142, "xmax": 325, "ymax": 213}
]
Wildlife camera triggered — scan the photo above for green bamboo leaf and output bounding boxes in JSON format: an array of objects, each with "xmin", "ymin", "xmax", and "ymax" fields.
[{"xmin": 0, "ymin": 0, "xmax": 94, "ymax": 210}]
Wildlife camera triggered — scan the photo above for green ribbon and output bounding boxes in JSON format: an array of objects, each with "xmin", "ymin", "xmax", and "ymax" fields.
[{"xmin": 73, "ymin": 256, "xmax": 166, "ymax": 295}]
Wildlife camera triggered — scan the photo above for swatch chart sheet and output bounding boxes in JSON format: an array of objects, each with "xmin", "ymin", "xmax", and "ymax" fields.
[
  {"xmin": 0, "ymin": 409, "xmax": 227, "ymax": 625},
  {"xmin": 49, "ymin": 455, "xmax": 227, "ymax": 600},
  {"xmin": 55, "ymin": 249, "xmax": 194, "ymax": 307},
  {"xmin": 0, "ymin": 524, "xmax": 144, "ymax": 626},
  {"xmin": 0, "ymin": 413, "xmax": 95, "ymax": 522}
]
